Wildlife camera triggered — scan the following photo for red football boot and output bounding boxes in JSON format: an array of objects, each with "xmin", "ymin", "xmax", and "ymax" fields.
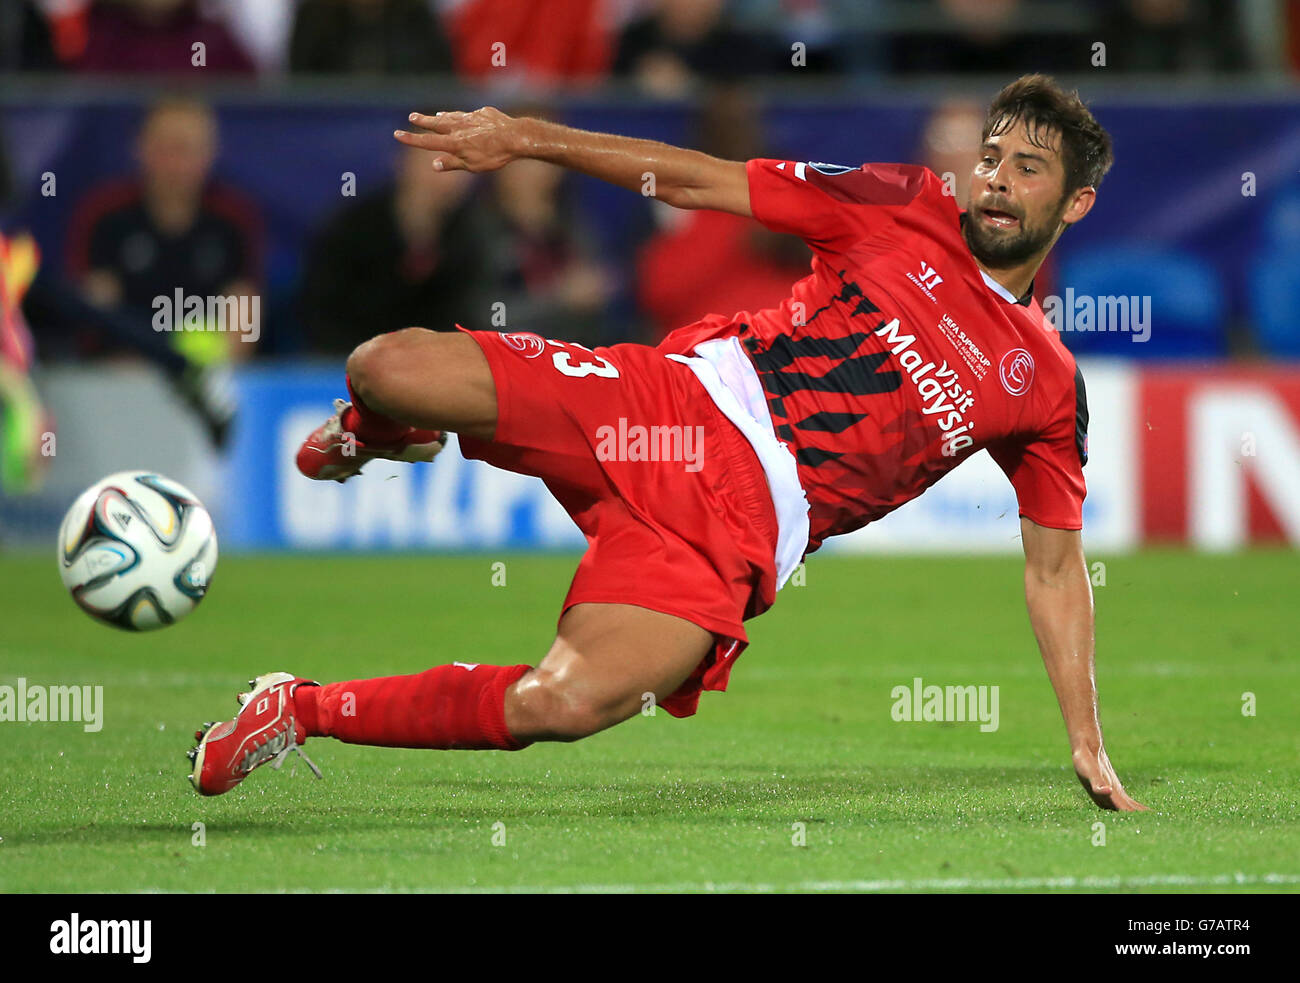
[
  {"xmin": 296, "ymin": 398, "xmax": 446, "ymax": 483},
  {"xmin": 187, "ymin": 672, "xmax": 322, "ymax": 796}
]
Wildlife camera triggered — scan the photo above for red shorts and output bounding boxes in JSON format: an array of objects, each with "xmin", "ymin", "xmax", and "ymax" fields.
[{"xmin": 457, "ymin": 328, "xmax": 779, "ymax": 717}]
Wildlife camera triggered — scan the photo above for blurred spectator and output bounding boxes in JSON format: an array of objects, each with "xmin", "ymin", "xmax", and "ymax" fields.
[
  {"xmin": 890, "ymin": 0, "xmax": 1082, "ymax": 76},
  {"xmin": 219, "ymin": 0, "xmax": 297, "ymax": 74},
  {"xmin": 0, "ymin": 150, "xmax": 51, "ymax": 492},
  {"xmin": 482, "ymin": 156, "xmax": 614, "ymax": 346},
  {"xmin": 75, "ymin": 0, "xmax": 255, "ymax": 75},
  {"xmin": 918, "ymin": 97, "xmax": 984, "ymax": 207},
  {"xmin": 298, "ymin": 144, "xmax": 494, "ymax": 355},
  {"xmin": 1, "ymin": 111, "xmax": 235, "ymax": 455},
  {"xmin": 289, "ymin": 0, "xmax": 452, "ymax": 75},
  {"xmin": 66, "ymin": 96, "xmax": 264, "ymax": 365},
  {"xmin": 1103, "ymin": 0, "xmax": 1251, "ymax": 73},
  {"xmin": 730, "ymin": 0, "xmax": 883, "ymax": 77},
  {"xmin": 614, "ymin": 0, "xmax": 764, "ymax": 97},
  {"xmin": 1289, "ymin": 0, "xmax": 1300, "ymax": 74},
  {"xmin": 0, "ymin": 0, "xmax": 59, "ymax": 71},
  {"xmin": 442, "ymin": 0, "xmax": 612, "ymax": 87},
  {"xmin": 636, "ymin": 86, "xmax": 810, "ymax": 341}
]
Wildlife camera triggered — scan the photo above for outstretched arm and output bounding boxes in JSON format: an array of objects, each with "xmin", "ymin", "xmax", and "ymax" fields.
[
  {"xmin": 394, "ymin": 107, "xmax": 752, "ymax": 216},
  {"xmin": 1020, "ymin": 517, "xmax": 1147, "ymax": 811}
]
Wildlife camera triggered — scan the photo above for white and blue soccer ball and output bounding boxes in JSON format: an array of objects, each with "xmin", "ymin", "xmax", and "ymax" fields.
[{"xmin": 57, "ymin": 470, "xmax": 218, "ymax": 631}]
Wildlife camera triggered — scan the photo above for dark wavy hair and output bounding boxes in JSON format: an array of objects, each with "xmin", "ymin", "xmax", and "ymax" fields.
[{"xmin": 983, "ymin": 74, "xmax": 1114, "ymax": 194}]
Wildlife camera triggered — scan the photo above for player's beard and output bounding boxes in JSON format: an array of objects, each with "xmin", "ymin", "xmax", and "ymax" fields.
[{"xmin": 963, "ymin": 194, "xmax": 1068, "ymax": 267}]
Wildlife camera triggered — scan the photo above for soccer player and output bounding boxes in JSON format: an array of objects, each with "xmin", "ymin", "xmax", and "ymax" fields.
[{"xmin": 190, "ymin": 74, "xmax": 1146, "ymax": 812}]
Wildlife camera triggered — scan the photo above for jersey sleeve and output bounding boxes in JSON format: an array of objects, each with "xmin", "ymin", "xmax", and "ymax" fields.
[
  {"xmin": 988, "ymin": 367, "xmax": 1090, "ymax": 531},
  {"xmin": 745, "ymin": 158, "xmax": 937, "ymax": 256}
]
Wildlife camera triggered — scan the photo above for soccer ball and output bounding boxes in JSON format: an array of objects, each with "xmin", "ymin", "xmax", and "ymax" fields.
[{"xmin": 57, "ymin": 470, "xmax": 218, "ymax": 631}]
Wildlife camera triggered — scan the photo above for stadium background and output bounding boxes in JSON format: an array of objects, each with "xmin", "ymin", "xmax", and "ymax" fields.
[
  {"xmin": 1, "ymin": 0, "xmax": 1298, "ymax": 554},
  {"xmin": 1, "ymin": 0, "xmax": 1298, "ymax": 898}
]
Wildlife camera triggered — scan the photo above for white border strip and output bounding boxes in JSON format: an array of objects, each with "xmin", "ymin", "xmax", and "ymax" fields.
[
  {"xmin": 430, "ymin": 872, "xmax": 1300, "ymax": 894},
  {"xmin": 133, "ymin": 872, "xmax": 1299, "ymax": 895}
]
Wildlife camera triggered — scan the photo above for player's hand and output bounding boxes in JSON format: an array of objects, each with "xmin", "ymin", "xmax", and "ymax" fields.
[
  {"xmin": 394, "ymin": 108, "xmax": 520, "ymax": 173},
  {"xmin": 1073, "ymin": 744, "xmax": 1148, "ymax": 811}
]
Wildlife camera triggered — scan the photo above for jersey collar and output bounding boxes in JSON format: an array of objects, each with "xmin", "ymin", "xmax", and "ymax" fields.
[{"xmin": 980, "ymin": 268, "xmax": 1035, "ymax": 307}]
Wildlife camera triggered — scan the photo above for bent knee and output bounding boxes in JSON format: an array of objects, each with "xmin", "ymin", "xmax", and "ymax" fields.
[
  {"xmin": 346, "ymin": 327, "xmax": 436, "ymax": 402},
  {"xmin": 342, "ymin": 327, "xmax": 496, "ymax": 437},
  {"xmin": 508, "ymin": 671, "xmax": 634, "ymax": 743}
]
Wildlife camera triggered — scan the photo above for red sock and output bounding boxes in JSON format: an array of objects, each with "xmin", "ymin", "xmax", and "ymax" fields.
[
  {"xmin": 294, "ymin": 664, "xmax": 531, "ymax": 750},
  {"xmin": 342, "ymin": 374, "xmax": 410, "ymax": 444}
]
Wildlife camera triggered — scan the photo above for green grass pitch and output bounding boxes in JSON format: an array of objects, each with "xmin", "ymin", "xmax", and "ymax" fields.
[{"xmin": 1, "ymin": 549, "xmax": 1297, "ymax": 893}]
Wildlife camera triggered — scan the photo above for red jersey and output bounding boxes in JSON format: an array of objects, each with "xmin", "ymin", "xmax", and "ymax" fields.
[{"xmin": 658, "ymin": 158, "xmax": 1089, "ymax": 553}]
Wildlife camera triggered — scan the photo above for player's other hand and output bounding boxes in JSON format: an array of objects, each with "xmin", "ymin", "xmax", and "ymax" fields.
[
  {"xmin": 395, "ymin": 108, "xmax": 520, "ymax": 173},
  {"xmin": 1073, "ymin": 744, "xmax": 1148, "ymax": 811}
]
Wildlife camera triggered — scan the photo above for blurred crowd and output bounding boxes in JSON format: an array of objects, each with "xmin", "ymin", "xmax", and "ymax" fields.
[
  {"xmin": 1, "ymin": 0, "xmax": 1298, "ymax": 489},
  {"xmin": 0, "ymin": 0, "xmax": 1295, "ymax": 83},
  {"xmin": 2, "ymin": 86, "xmax": 825, "ymax": 367}
]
